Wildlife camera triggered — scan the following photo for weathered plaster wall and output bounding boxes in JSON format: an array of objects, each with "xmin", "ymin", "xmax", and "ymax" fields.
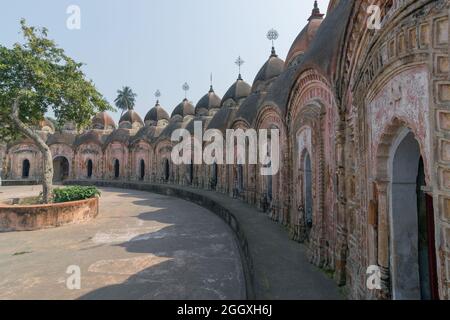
[
  {"xmin": 7, "ymin": 144, "xmax": 42, "ymax": 180},
  {"xmin": 105, "ymin": 143, "xmax": 129, "ymax": 180},
  {"xmin": 131, "ymin": 142, "xmax": 151, "ymax": 181},
  {"xmin": 369, "ymin": 66, "xmax": 431, "ymax": 179},
  {"xmin": 75, "ymin": 143, "xmax": 103, "ymax": 180}
]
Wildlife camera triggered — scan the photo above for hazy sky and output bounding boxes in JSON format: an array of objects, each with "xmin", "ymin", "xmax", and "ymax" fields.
[{"xmin": 1, "ymin": 0, "xmax": 329, "ymax": 121}]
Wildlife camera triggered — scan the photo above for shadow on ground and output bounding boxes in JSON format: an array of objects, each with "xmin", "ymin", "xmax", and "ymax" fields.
[{"xmin": 78, "ymin": 191, "xmax": 245, "ymax": 300}]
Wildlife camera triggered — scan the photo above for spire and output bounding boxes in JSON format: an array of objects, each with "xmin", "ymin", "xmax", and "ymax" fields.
[
  {"xmin": 267, "ymin": 28, "xmax": 279, "ymax": 57},
  {"xmin": 154, "ymin": 90, "xmax": 161, "ymax": 106},
  {"xmin": 235, "ymin": 56, "xmax": 245, "ymax": 80},
  {"xmin": 209, "ymin": 73, "xmax": 214, "ymax": 92},
  {"xmin": 182, "ymin": 82, "xmax": 190, "ymax": 100},
  {"xmin": 308, "ymin": 0, "xmax": 324, "ymax": 21}
]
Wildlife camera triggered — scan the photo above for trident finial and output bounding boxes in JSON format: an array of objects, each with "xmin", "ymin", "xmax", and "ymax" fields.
[
  {"xmin": 267, "ymin": 28, "xmax": 279, "ymax": 56},
  {"xmin": 235, "ymin": 56, "xmax": 245, "ymax": 80},
  {"xmin": 154, "ymin": 89, "xmax": 161, "ymax": 105},
  {"xmin": 182, "ymin": 82, "xmax": 190, "ymax": 99},
  {"xmin": 210, "ymin": 73, "xmax": 214, "ymax": 92}
]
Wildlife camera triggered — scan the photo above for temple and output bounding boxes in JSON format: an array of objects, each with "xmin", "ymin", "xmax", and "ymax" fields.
[{"xmin": 1, "ymin": 0, "xmax": 449, "ymax": 299}]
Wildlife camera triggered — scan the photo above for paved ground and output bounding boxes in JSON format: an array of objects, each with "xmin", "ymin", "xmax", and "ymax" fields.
[
  {"xmin": 163, "ymin": 184, "xmax": 344, "ymax": 300},
  {"xmin": 0, "ymin": 185, "xmax": 44, "ymax": 203},
  {"xmin": 0, "ymin": 186, "xmax": 245, "ymax": 300},
  {"xmin": 72, "ymin": 181, "xmax": 344, "ymax": 300}
]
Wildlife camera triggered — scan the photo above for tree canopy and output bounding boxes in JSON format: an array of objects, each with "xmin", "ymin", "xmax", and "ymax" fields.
[
  {"xmin": 114, "ymin": 86, "xmax": 137, "ymax": 116},
  {"xmin": 0, "ymin": 19, "xmax": 113, "ymax": 203},
  {"xmin": 0, "ymin": 19, "xmax": 112, "ymax": 142}
]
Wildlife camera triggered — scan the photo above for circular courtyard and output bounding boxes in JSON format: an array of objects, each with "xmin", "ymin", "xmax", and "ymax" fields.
[{"xmin": 0, "ymin": 186, "xmax": 245, "ymax": 300}]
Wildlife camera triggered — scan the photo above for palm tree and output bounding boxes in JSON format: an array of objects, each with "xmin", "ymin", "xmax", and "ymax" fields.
[{"xmin": 114, "ymin": 86, "xmax": 137, "ymax": 117}]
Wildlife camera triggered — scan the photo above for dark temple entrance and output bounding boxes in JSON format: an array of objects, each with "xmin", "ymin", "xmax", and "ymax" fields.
[{"xmin": 53, "ymin": 156, "xmax": 69, "ymax": 182}]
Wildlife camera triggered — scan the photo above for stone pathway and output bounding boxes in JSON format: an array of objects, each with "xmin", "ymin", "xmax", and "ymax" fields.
[
  {"xmin": 0, "ymin": 186, "xmax": 245, "ymax": 300},
  {"xmin": 71, "ymin": 181, "xmax": 344, "ymax": 300}
]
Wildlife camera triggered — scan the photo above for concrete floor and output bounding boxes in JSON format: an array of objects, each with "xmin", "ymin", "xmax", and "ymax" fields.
[{"xmin": 0, "ymin": 186, "xmax": 245, "ymax": 300}]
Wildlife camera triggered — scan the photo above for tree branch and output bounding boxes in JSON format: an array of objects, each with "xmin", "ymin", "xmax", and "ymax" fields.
[
  {"xmin": 10, "ymin": 98, "xmax": 48, "ymax": 153},
  {"xmin": 10, "ymin": 98, "xmax": 54, "ymax": 203}
]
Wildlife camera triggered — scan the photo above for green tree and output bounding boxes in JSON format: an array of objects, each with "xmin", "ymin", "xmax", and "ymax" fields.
[
  {"xmin": 0, "ymin": 20, "xmax": 112, "ymax": 203},
  {"xmin": 114, "ymin": 86, "xmax": 137, "ymax": 117}
]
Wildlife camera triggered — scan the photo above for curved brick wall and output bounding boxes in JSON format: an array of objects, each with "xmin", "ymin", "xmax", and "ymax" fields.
[{"xmin": 0, "ymin": 197, "xmax": 99, "ymax": 232}]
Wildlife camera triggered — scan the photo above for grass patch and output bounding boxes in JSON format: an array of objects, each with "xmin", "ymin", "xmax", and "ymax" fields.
[
  {"xmin": 5, "ymin": 196, "xmax": 42, "ymax": 205},
  {"xmin": 18, "ymin": 196, "xmax": 42, "ymax": 205}
]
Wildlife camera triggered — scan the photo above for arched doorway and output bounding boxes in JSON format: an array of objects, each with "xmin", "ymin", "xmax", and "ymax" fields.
[
  {"xmin": 163, "ymin": 159, "xmax": 170, "ymax": 182},
  {"xmin": 22, "ymin": 159, "xmax": 30, "ymax": 178},
  {"xmin": 87, "ymin": 159, "xmax": 93, "ymax": 179},
  {"xmin": 389, "ymin": 130, "xmax": 438, "ymax": 300},
  {"xmin": 303, "ymin": 152, "xmax": 313, "ymax": 237},
  {"xmin": 53, "ymin": 156, "xmax": 69, "ymax": 182},
  {"xmin": 114, "ymin": 159, "xmax": 120, "ymax": 179},
  {"xmin": 140, "ymin": 159, "xmax": 145, "ymax": 181}
]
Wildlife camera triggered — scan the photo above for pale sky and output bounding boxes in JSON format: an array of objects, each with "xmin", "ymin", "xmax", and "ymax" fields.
[{"xmin": 1, "ymin": 0, "xmax": 330, "ymax": 121}]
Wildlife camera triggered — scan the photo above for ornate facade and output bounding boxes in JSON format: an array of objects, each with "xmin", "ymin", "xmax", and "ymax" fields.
[{"xmin": 1, "ymin": 0, "xmax": 449, "ymax": 300}]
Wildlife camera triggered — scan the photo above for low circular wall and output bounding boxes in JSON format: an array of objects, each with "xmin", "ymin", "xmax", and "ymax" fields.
[{"xmin": 0, "ymin": 197, "xmax": 99, "ymax": 232}]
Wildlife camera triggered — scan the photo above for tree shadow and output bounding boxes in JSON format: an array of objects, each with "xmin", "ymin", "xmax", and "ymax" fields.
[{"xmin": 78, "ymin": 190, "xmax": 245, "ymax": 300}]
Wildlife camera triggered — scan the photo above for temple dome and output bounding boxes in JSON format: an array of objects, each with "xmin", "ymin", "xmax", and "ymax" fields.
[
  {"xmin": 195, "ymin": 86, "xmax": 222, "ymax": 116},
  {"xmin": 104, "ymin": 128, "xmax": 132, "ymax": 147},
  {"xmin": 74, "ymin": 130, "xmax": 105, "ymax": 147},
  {"xmin": 130, "ymin": 125, "xmax": 164, "ymax": 145},
  {"xmin": 222, "ymin": 76, "xmax": 251, "ymax": 104},
  {"xmin": 252, "ymin": 48, "xmax": 285, "ymax": 92},
  {"xmin": 145, "ymin": 102, "xmax": 170, "ymax": 125},
  {"xmin": 119, "ymin": 109, "xmax": 144, "ymax": 128},
  {"xmin": 285, "ymin": 1, "xmax": 324, "ymax": 67},
  {"xmin": 171, "ymin": 99, "xmax": 195, "ymax": 118},
  {"xmin": 47, "ymin": 131, "xmax": 76, "ymax": 146},
  {"xmin": 92, "ymin": 112, "xmax": 116, "ymax": 130}
]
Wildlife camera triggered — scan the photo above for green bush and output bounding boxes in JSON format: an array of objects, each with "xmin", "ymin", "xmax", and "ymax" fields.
[{"xmin": 52, "ymin": 186, "xmax": 101, "ymax": 203}]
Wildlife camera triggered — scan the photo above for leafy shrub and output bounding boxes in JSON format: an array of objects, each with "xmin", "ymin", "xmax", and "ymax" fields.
[{"xmin": 52, "ymin": 186, "xmax": 101, "ymax": 203}]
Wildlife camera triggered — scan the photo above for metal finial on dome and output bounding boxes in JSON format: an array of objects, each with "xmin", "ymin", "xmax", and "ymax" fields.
[
  {"xmin": 154, "ymin": 89, "xmax": 161, "ymax": 105},
  {"xmin": 235, "ymin": 56, "xmax": 245, "ymax": 80},
  {"xmin": 209, "ymin": 73, "xmax": 214, "ymax": 92},
  {"xmin": 182, "ymin": 82, "xmax": 190, "ymax": 99},
  {"xmin": 267, "ymin": 28, "xmax": 279, "ymax": 56},
  {"xmin": 309, "ymin": 0, "xmax": 324, "ymax": 21}
]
